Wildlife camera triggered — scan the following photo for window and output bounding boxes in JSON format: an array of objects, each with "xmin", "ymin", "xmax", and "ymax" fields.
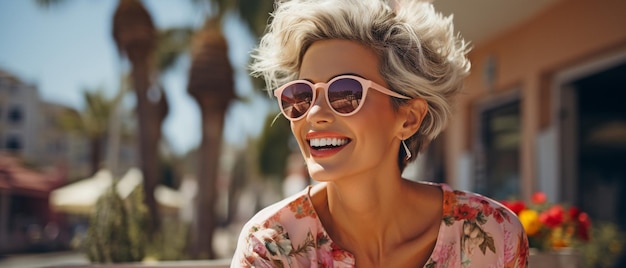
[
  {"xmin": 475, "ymin": 100, "xmax": 521, "ymax": 200},
  {"xmin": 8, "ymin": 106, "xmax": 23, "ymax": 124},
  {"xmin": 6, "ymin": 135, "xmax": 22, "ymax": 151}
]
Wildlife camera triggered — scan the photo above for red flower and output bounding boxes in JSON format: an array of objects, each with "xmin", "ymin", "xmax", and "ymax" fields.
[
  {"xmin": 442, "ymin": 190, "xmax": 458, "ymax": 216},
  {"xmin": 479, "ymin": 199, "xmax": 494, "ymax": 216},
  {"xmin": 539, "ymin": 205, "xmax": 564, "ymax": 228},
  {"xmin": 500, "ymin": 193, "xmax": 593, "ymax": 250},
  {"xmin": 288, "ymin": 196, "xmax": 316, "ymax": 219},
  {"xmin": 569, "ymin": 206, "xmax": 581, "ymax": 220},
  {"xmin": 454, "ymin": 204, "xmax": 479, "ymax": 220},
  {"xmin": 531, "ymin": 192, "xmax": 547, "ymax": 204},
  {"xmin": 331, "ymin": 242, "xmax": 350, "ymax": 261},
  {"xmin": 502, "ymin": 200, "xmax": 526, "ymax": 215},
  {"xmin": 577, "ymin": 212, "xmax": 592, "ymax": 241},
  {"xmin": 493, "ymin": 207, "xmax": 511, "ymax": 224}
]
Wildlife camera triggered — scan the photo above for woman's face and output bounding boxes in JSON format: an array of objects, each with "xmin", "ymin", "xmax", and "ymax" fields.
[{"xmin": 291, "ymin": 39, "xmax": 405, "ymax": 182}]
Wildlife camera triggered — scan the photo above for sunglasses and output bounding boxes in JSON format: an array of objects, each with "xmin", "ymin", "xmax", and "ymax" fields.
[{"xmin": 274, "ymin": 75, "xmax": 411, "ymax": 121}]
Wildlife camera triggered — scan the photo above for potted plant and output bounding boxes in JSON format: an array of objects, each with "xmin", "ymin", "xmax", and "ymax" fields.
[{"xmin": 501, "ymin": 192, "xmax": 592, "ymax": 267}]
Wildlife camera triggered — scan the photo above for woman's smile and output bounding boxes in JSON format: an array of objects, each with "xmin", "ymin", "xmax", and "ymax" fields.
[{"xmin": 306, "ymin": 132, "xmax": 352, "ymax": 158}]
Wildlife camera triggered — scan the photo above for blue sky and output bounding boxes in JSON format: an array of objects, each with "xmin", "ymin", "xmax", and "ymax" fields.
[{"xmin": 0, "ymin": 0, "xmax": 273, "ymax": 154}]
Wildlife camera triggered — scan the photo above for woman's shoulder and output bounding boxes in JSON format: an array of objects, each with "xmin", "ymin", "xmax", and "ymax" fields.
[
  {"xmin": 240, "ymin": 186, "xmax": 320, "ymax": 234},
  {"xmin": 251, "ymin": 187, "xmax": 310, "ymax": 218},
  {"xmin": 232, "ymin": 186, "xmax": 342, "ymax": 267},
  {"xmin": 437, "ymin": 183, "xmax": 523, "ymax": 229},
  {"xmin": 427, "ymin": 183, "xmax": 529, "ymax": 267}
]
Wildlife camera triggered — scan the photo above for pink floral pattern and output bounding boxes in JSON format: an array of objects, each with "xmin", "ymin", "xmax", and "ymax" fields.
[{"xmin": 232, "ymin": 183, "xmax": 528, "ymax": 267}]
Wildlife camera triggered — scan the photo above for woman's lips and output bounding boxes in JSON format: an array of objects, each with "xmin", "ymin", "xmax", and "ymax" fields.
[{"xmin": 306, "ymin": 133, "xmax": 351, "ymax": 158}]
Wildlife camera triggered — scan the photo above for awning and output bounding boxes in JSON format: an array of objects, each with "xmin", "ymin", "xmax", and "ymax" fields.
[
  {"xmin": 0, "ymin": 154, "xmax": 62, "ymax": 198},
  {"xmin": 49, "ymin": 168, "xmax": 181, "ymax": 215}
]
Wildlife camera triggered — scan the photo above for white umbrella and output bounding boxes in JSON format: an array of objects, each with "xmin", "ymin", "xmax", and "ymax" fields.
[
  {"xmin": 50, "ymin": 168, "xmax": 181, "ymax": 215},
  {"xmin": 116, "ymin": 167, "xmax": 142, "ymax": 199},
  {"xmin": 116, "ymin": 167, "xmax": 182, "ymax": 213},
  {"xmin": 49, "ymin": 169, "xmax": 113, "ymax": 215}
]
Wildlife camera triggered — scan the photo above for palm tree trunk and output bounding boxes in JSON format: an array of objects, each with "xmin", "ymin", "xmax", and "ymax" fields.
[
  {"xmin": 191, "ymin": 107, "xmax": 225, "ymax": 259},
  {"xmin": 131, "ymin": 64, "xmax": 161, "ymax": 234},
  {"xmin": 226, "ymin": 152, "xmax": 246, "ymax": 225},
  {"xmin": 186, "ymin": 18, "xmax": 234, "ymax": 259},
  {"xmin": 112, "ymin": 0, "xmax": 161, "ymax": 235}
]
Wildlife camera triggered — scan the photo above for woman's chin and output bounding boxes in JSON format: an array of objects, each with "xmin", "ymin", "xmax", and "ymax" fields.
[{"xmin": 306, "ymin": 163, "xmax": 334, "ymax": 182}]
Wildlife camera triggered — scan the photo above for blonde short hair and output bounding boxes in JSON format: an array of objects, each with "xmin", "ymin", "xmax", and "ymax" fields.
[{"xmin": 251, "ymin": 0, "xmax": 470, "ymax": 167}]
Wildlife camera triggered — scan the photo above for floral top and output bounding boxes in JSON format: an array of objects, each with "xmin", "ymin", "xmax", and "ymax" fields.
[{"xmin": 231, "ymin": 182, "xmax": 529, "ymax": 267}]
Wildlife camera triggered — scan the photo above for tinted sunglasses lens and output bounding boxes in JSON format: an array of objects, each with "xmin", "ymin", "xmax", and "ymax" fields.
[
  {"xmin": 280, "ymin": 82, "xmax": 313, "ymax": 119},
  {"xmin": 328, "ymin": 78, "xmax": 363, "ymax": 114}
]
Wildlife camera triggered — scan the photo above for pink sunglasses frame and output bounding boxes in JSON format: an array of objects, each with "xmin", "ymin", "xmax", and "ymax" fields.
[{"xmin": 274, "ymin": 75, "xmax": 411, "ymax": 121}]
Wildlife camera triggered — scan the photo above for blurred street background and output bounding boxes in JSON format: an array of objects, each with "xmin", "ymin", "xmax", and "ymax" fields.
[{"xmin": 1, "ymin": 0, "xmax": 625, "ymax": 267}]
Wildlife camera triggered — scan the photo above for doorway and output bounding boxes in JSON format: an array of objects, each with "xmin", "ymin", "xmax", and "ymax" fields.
[{"xmin": 567, "ymin": 62, "xmax": 626, "ymax": 229}]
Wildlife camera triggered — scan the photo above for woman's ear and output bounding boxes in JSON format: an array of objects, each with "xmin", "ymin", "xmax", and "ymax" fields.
[{"xmin": 398, "ymin": 98, "xmax": 428, "ymax": 139}]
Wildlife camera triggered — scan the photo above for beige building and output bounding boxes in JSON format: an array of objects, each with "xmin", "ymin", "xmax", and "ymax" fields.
[
  {"xmin": 431, "ymin": 0, "xmax": 626, "ymax": 229},
  {"xmin": 0, "ymin": 68, "xmax": 92, "ymax": 179},
  {"xmin": 0, "ymin": 69, "xmax": 41, "ymax": 160},
  {"xmin": 0, "ymin": 68, "xmax": 140, "ymax": 179}
]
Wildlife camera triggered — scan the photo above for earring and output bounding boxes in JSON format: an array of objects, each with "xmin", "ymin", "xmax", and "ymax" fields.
[{"xmin": 402, "ymin": 139, "xmax": 412, "ymax": 160}]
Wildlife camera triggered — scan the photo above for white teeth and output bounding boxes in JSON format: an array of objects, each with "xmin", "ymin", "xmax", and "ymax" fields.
[{"xmin": 309, "ymin": 138, "xmax": 349, "ymax": 147}]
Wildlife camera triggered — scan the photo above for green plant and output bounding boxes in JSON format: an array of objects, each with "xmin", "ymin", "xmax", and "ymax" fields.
[
  {"xmin": 81, "ymin": 183, "xmax": 190, "ymax": 263},
  {"xmin": 144, "ymin": 217, "xmax": 190, "ymax": 261},
  {"xmin": 579, "ymin": 222, "xmax": 626, "ymax": 268},
  {"xmin": 82, "ymin": 184, "xmax": 144, "ymax": 263}
]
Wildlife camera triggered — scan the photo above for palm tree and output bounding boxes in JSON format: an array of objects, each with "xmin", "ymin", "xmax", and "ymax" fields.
[
  {"xmin": 57, "ymin": 89, "xmax": 116, "ymax": 175},
  {"xmin": 37, "ymin": 0, "xmax": 175, "ymax": 235},
  {"xmin": 112, "ymin": 0, "xmax": 166, "ymax": 233},
  {"xmin": 184, "ymin": 0, "xmax": 274, "ymax": 258},
  {"xmin": 186, "ymin": 16, "xmax": 234, "ymax": 259}
]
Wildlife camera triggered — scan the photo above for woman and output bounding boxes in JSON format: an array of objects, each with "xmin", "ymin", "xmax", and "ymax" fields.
[{"xmin": 232, "ymin": 0, "xmax": 529, "ymax": 267}]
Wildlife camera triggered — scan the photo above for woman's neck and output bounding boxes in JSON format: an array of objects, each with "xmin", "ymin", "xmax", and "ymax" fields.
[
  {"xmin": 309, "ymin": 169, "xmax": 443, "ymax": 267},
  {"xmin": 313, "ymin": 168, "xmax": 410, "ymax": 248}
]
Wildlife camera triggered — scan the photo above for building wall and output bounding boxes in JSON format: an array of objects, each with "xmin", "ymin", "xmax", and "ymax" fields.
[
  {"xmin": 0, "ymin": 69, "xmax": 94, "ymax": 179},
  {"xmin": 0, "ymin": 68, "xmax": 143, "ymax": 180},
  {"xmin": 0, "ymin": 70, "xmax": 41, "ymax": 160},
  {"xmin": 444, "ymin": 0, "xmax": 626, "ymax": 200},
  {"xmin": 39, "ymin": 102, "xmax": 92, "ymax": 179}
]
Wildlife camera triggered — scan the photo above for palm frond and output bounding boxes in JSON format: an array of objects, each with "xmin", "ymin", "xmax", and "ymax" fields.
[{"xmin": 155, "ymin": 27, "xmax": 194, "ymax": 72}]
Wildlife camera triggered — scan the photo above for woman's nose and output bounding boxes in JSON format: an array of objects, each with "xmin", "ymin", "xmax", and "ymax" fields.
[{"xmin": 306, "ymin": 87, "xmax": 335, "ymax": 124}]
